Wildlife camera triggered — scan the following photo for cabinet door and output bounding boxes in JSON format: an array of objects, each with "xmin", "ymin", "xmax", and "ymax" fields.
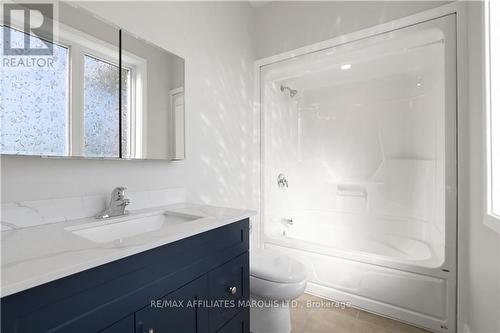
[
  {"xmin": 216, "ymin": 310, "xmax": 249, "ymax": 333},
  {"xmin": 135, "ymin": 275, "xmax": 208, "ymax": 333},
  {"xmin": 99, "ymin": 315, "xmax": 134, "ymax": 333},
  {"xmin": 208, "ymin": 253, "xmax": 249, "ymax": 333}
]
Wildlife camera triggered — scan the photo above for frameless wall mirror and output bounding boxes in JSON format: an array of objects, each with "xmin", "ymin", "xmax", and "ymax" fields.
[
  {"xmin": 0, "ymin": 2, "xmax": 185, "ymax": 160},
  {"xmin": 120, "ymin": 30, "xmax": 185, "ymax": 160}
]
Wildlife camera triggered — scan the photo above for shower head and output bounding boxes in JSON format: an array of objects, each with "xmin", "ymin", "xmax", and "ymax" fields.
[{"xmin": 280, "ymin": 85, "xmax": 298, "ymax": 98}]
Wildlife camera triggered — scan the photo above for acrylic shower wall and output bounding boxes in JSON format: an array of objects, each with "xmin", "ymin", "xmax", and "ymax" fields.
[
  {"xmin": 263, "ymin": 28, "xmax": 447, "ymax": 267},
  {"xmin": 260, "ymin": 14, "xmax": 456, "ymax": 332}
]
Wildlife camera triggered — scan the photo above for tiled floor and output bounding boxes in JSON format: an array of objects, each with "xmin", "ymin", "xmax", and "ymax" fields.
[{"xmin": 291, "ymin": 294, "xmax": 431, "ymax": 333}]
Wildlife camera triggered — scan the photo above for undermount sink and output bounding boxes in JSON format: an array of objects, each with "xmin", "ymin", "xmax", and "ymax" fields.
[{"xmin": 65, "ymin": 211, "xmax": 202, "ymax": 244}]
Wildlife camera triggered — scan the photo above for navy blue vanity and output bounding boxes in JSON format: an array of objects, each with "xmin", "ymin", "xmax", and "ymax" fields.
[{"xmin": 1, "ymin": 219, "xmax": 250, "ymax": 333}]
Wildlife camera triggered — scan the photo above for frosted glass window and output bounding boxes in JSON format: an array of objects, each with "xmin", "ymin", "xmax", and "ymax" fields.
[
  {"xmin": 488, "ymin": 1, "xmax": 500, "ymax": 218},
  {"xmin": 83, "ymin": 55, "xmax": 128, "ymax": 158},
  {"xmin": 0, "ymin": 26, "xmax": 68, "ymax": 155}
]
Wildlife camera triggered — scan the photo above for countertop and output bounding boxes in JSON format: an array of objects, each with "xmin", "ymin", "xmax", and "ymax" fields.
[{"xmin": 1, "ymin": 203, "xmax": 255, "ymax": 298}]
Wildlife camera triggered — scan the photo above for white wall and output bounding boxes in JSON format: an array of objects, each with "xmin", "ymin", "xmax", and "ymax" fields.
[
  {"xmin": 1, "ymin": 2, "xmax": 259, "ymax": 213},
  {"xmin": 254, "ymin": 1, "xmax": 449, "ymax": 58},
  {"xmin": 462, "ymin": 2, "xmax": 500, "ymax": 332}
]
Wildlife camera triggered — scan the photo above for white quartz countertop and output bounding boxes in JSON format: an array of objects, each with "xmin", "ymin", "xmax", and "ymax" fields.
[{"xmin": 1, "ymin": 203, "xmax": 255, "ymax": 298}]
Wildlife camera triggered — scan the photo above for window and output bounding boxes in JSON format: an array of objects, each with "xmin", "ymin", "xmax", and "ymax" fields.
[
  {"xmin": 83, "ymin": 55, "xmax": 131, "ymax": 158},
  {"xmin": 83, "ymin": 55, "xmax": 121, "ymax": 157},
  {"xmin": 0, "ymin": 21, "xmax": 138, "ymax": 158},
  {"xmin": 0, "ymin": 26, "xmax": 69, "ymax": 156},
  {"xmin": 486, "ymin": 0, "xmax": 500, "ymax": 231}
]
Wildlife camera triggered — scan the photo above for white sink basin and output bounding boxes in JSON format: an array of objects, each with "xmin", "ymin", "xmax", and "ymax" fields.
[{"xmin": 66, "ymin": 211, "xmax": 202, "ymax": 244}]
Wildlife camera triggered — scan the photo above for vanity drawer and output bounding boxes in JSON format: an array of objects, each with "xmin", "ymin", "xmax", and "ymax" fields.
[
  {"xmin": 135, "ymin": 275, "xmax": 209, "ymax": 333},
  {"xmin": 208, "ymin": 253, "xmax": 249, "ymax": 333}
]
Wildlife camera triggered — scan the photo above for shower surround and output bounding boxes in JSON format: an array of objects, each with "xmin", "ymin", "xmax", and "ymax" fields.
[{"xmin": 258, "ymin": 14, "xmax": 457, "ymax": 333}]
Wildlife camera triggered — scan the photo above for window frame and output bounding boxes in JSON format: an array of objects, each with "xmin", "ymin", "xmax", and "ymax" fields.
[
  {"xmin": 55, "ymin": 24, "xmax": 139, "ymax": 158},
  {"xmin": 121, "ymin": 48, "xmax": 147, "ymax": 159},
  {"xmin": 484, "ymin": 0, "xmax": 500, "ymax": 233},
  {"xmin": 1, "ymin": 17, "xmax": 146, "ymax": 158}
]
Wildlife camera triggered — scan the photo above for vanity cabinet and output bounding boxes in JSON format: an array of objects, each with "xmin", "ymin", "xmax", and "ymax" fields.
[
  {"xmin": 135, "ymin": 275, "xmax": 208, "ymax": 333},
  {"xmin": 100, "ymin": 316, "xmax": 135, "ymax": 333},
  {"xmin": 215, "ymin": 310, "xmax": 250, "ymax": 333},
  {"xmin": 208, "ymin": 254, "xmax": 248, "ymax": 332},
  {"xmin": 1, "ymin": 219, "xmax": 250, "ymax": 333}
]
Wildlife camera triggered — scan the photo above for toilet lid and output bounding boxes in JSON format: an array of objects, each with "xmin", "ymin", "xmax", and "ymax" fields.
[{"xmin": 250, "ymin": 249, "xmax": 307, "ymax": 283}]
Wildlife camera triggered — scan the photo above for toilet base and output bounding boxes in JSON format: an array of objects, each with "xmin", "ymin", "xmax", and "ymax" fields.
[{"xmin": 249, "ymin": 297, "xmax": 291, "ymax": 333}]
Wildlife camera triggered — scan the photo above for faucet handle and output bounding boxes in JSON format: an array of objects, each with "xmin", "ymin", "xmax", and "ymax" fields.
[
  {"xmin": 115, "ymin": 186, "xmax": 127, "ymax": 194},
  {"xmin": 111, "ymin": 186, "xmax": 127, "ymax": 201}
]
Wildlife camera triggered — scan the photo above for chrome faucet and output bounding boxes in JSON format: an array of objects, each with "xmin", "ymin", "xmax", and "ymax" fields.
[
  {"xmin": 96, "ymin": 187, "xmax": 131, "ymax": 219},
  {"xmin": 277, "ymin": 173, "xmax": 289, "ymax": 189}
]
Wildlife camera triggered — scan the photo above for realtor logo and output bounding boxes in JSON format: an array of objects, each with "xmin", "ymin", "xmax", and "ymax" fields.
[{"xmin": 3, "ymin": 3, "xmax": 53, "ymax": 56}]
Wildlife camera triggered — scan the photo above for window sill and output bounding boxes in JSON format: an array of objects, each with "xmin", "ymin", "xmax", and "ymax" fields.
[{"xmin": 484, "ymin": 213, "xmax": 500, "ymax": 234}]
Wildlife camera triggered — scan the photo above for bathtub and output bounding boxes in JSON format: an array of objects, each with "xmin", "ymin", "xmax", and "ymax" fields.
[
  {"xmin": 262, "ymin": 209, "xmax": 452, "ymax": 332},
  {"xmin": 267, "ymin": 209, "xmax": 444, "ymax": 267}
]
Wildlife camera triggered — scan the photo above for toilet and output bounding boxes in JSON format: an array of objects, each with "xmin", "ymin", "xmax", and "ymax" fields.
[{"xmin": 249, "ymin": 249, "xmax": 307, "ymax": 333}]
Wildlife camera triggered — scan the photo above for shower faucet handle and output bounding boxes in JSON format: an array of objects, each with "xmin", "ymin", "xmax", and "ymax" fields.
[{"xmin": 277, "ymin": 173, "xmax": 288, "ymax": 188}]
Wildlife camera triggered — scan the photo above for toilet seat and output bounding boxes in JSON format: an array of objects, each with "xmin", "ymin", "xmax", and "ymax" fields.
[
  {"xmin": 250, "ymin": 275, "xmax": 307, "ymax": 301},
  {"xmin": 250, "ymin": 249, "xmax": 307, "ymax": 283},
  {"xmin": 250, "ymin": 249, "xmax": 307, "ymax": 300}
]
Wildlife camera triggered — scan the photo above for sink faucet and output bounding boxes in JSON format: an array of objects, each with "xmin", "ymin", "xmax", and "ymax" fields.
[{"xmin": 96, "ymin": 187, "xmax": 131, "ymax": 219}]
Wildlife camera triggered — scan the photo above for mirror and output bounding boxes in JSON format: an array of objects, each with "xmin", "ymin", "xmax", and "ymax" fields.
[
  {"xmin": 0, "ymin": 2, "xmax": 185, "ymax": 160},
  {"xmin": 120, "ymin": 31, "xmax": 185, "ymax": 160}
]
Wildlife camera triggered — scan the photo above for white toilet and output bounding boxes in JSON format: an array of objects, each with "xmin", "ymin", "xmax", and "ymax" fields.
[{"xmin": 249, "ymin": 249, "xmax": 307, "ymax": 333}]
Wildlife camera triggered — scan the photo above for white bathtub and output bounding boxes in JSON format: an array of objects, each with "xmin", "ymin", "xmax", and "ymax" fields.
[
  {"xmin": 262, "ymin": 210, "xmax": 452, "ymax": 332},
  {"xmin": 267, "ymin": 209, "xmax": 444, "ymax": 268}
]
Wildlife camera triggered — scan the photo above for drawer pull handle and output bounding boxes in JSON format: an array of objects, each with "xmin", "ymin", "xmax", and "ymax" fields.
[{"xmin": 228, "ymin": 286, "xmax": 237, "ymax": 295}]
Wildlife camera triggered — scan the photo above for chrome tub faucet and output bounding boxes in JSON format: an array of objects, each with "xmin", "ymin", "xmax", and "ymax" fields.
[
  {"xmin": 96, "ymin": 187, "xmax": 131, "ymax": 219},
  {"xmin": 277, "ymin": 173, "xmax": 289, "ymax": 189}
]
